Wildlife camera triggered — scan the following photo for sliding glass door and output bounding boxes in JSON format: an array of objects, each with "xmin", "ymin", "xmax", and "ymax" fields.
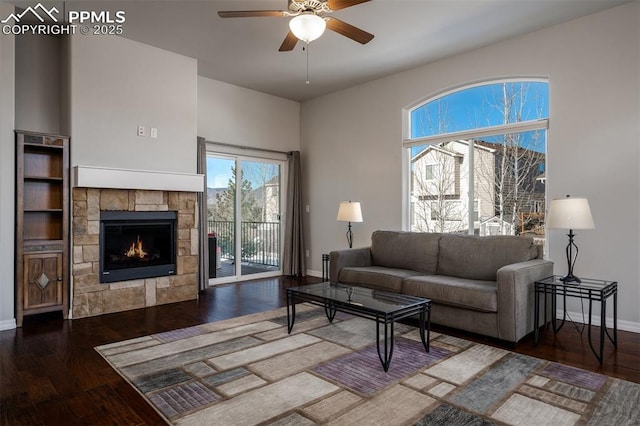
[{"xmin": 206, "ymin": 154, "xmax": 284, "ymax": 283}]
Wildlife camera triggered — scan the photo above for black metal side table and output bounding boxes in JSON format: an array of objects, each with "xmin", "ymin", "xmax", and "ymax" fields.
[{"xmin": 534, "ymin": 275, "xmax": 617, "ymax": 363}]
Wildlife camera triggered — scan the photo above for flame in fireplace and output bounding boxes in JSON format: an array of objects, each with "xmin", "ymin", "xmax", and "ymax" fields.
[{"xmin": 124, "ymin": 235, "xmax": 148, "ymax": 259}]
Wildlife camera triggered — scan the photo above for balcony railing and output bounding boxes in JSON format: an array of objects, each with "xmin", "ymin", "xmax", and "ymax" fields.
[{"xmin": 208, "ymin": 220, "xmax": 280, "ymax": 267}]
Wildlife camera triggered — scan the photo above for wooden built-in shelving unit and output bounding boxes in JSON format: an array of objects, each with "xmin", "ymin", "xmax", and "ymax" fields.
[{"xmin": 15, "ymin": 130, "xmax": 69, "ymax": 326}]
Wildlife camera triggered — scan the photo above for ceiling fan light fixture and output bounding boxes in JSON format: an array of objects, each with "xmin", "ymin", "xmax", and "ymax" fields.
[{"xmin": 289, "ymin": 13, "xmax": 326, "ymax": 43}]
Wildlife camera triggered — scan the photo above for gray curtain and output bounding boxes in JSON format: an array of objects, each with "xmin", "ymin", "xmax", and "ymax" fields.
[
  {"xmin": 197, "ymin": 137, "xmax": 209, "ymax": 292},
  {"xmin": 283, "ymin": 151, "xmax": 306, "ymax": 276}
]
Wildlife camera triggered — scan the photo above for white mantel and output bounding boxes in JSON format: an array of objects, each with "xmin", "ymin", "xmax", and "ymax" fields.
[{"xmin": 73, "ymin": 166, "xmax": 204, "ymax": 192}]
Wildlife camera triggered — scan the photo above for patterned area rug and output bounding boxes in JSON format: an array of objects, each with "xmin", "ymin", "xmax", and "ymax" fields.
[{"xmin": 96, "ymin": 305, "xmax": 639, "ymax": 425}]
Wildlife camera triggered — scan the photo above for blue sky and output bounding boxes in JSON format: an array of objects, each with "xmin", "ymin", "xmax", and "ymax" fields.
[
  {"xmin": 207, "ymin": 157, "xmax": 280, "ymax": 189},
  {"xmin": 411, "ymin": 81, "xmax": 549, "ymax": 138},
  {"xmin": 207, "ymin": 157, "xmax": 235, "ymax": 189}
]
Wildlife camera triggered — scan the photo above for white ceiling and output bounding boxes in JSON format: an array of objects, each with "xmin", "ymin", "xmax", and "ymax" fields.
[{"xmin": 13, "ymin": 0, "xmax": 630, "ymax": 101}]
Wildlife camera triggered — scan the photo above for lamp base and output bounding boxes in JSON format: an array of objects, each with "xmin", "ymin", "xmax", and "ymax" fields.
[
  {"xmin": 346, "ymin": 222, "xmax": 353, "ymax": 248},
  {"xmin": 563, "ymin": 230, "xmax": 581, "ymax": 285},
  {"xmin": 561, "ymin": 273, "xmax": 581, "ymax": 285}
]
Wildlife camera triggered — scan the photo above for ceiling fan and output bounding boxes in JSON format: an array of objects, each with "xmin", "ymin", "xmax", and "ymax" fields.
[{"xmin": 218, "ymin": 0, "xmax": 374, "ymax": 52}]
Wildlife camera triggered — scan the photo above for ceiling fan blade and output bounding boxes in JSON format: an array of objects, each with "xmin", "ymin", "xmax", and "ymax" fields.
[
  {"xmin": 326, "ymin": 17, "xmax": 374, "ymax": 44},
  {"xmin": 327, "ymin": 0, "xmax": 371, "ymax": 11},
  {"xmin": 218, "ymin": 10, "xmax": 286, "ymax": 18},
  {"xmin": 279, "ymin": 31, "xmax": 299, "ymax": 52}
]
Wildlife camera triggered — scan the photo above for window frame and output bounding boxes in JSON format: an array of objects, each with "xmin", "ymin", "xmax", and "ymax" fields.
[
  {"xmin": 425, "ymin": 164, "xmax": 435, "ymax": 180},
  {"xmin": 402, "ymin": 79, "xmax": 549, "ymax": 233}
]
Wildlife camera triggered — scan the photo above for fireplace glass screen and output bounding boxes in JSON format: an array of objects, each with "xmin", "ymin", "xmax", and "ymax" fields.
[{"xmin": 100, "ymin": 211, "xmax": 177, "ymax": 283}]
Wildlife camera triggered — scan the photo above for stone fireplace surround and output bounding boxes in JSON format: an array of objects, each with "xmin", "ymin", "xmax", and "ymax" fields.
[{"xmin": 71, "ymin": 188, "xmax": 199, "ymax": 318}]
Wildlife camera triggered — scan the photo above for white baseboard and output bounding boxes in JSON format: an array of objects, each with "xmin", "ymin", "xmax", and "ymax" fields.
[
  {"xmin": 306, "ymin": 269, "xmax": 323, "ymax": 279},
  {"xmin": 0, "ymin": 319, "xmax": 16, "ymax": 331},
  {"xmin": 556, "ymin": 309, "xmax": 640, "ymax": 334}
]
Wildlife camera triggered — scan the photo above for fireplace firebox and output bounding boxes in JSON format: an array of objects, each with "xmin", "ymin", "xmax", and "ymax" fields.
[{"xmin": 100, "ymin": 211, "xmax": 177, "ymax": 283}]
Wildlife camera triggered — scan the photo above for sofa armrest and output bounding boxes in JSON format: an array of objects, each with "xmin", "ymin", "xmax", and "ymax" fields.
[
  {"xmin": 329, "ymin": 247, "xmax": 372, "ymax": 282},
  {"xmin": 496, "ymin": 259, "xmax": 554, "ymax": 342}
]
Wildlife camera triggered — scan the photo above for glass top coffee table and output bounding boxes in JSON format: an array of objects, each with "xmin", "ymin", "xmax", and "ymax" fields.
[{"xmin": 286, "ymin": 282, "xmax": 431, "ymax": 372}]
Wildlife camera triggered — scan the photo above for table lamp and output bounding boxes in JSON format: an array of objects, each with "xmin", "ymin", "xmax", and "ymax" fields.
[
  {"xmin": 337, "ymin": 201, "xmax": 363, "ymax": 248},
  {"xmin": 547, "ymin": 195, "xmax": 595, "ymax": 283}
]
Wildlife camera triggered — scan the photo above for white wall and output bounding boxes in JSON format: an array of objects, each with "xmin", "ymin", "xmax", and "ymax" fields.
[
  {"xmin": 70, "ymin": 34, "xmax": 198, "ymax": 174},
  {"xmin": 0, "ymin": 29, "xmax": 299, "ymax": 327},
  {"xmin": 301, "ymin": 3, "xmax": 640, "ymax": 329},
  {"xmin": 15, "ymin": 33, "xmax": 60, "ymax": 134},
  {"xmin": 0, "ymin": 33, "xmax": 199, "ymax": 328},
  {"xmin": 198, "ymin": 76, "xmax": 300, "ymax": 152},
  {"xmin": 0, "ymin": 3, "xmax": 16, "ymax": 330}
]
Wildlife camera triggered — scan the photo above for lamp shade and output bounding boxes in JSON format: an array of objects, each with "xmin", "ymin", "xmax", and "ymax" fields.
[
  {"xmin": 337, "ymin": 201, "xmax": 363, "ymax": 223},
  {"xmin": 547, "ymin": 197, "xmax": 595, "ymax": 230},
  {"xmin": 289, "ymin": 13, "xmax": 326, "ymax": 43}
]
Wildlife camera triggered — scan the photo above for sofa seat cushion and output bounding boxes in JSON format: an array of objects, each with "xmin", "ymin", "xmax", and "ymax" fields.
[
  {"xmin": 371, "ymin": 231, "xmax": 441, "ymax": 274},
  {"xmin": 338, "ymin": 266, "xmax": 422, "ymax": 293},
  {"xmin": 403, "ymin": 275, "xmax": 498, "ymax": 313},
  {"xmin": 437, "ymin": 234, "xmax": 538, "ymax": 281}
]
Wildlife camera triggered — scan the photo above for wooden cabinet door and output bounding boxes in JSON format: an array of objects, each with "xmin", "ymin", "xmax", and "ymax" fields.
[{"xmin": 23, "ymin": 252, "xmax": 63, "ymax": 311}]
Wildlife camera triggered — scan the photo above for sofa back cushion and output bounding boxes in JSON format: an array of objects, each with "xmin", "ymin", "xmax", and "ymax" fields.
[
  {"xmin": 437, "ymin": 234, "xmax": 538, "ymax": 281},
  {"xmin": 371, "ymin": 231, "xmax": 440, "ymax": 274}
]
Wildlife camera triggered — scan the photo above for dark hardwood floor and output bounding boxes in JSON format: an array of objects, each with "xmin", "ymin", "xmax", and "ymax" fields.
[{"xmin": 1, "ymin": 276, "xmax": 638, "ymax": 425}]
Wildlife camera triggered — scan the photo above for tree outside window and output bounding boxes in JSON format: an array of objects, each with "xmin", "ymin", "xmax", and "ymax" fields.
[{"xmin": 407, "ymin": 81, "xmax": 548, "ymax": 242}]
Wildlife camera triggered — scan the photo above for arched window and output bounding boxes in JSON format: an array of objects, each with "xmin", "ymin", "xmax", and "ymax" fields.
[{"xmin": 404, "ymin": 80, "xmax": 548, "ymax": 242}]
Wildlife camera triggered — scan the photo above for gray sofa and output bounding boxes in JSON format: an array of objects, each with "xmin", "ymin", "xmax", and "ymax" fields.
[{"xmin": 329, "ymin": 231, "xmax": 553, "ymax": 343}]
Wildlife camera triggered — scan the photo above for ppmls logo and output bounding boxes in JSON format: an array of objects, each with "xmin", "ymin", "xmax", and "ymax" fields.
[
  {"xmin": 2, "ymin": 2, "xmax": 126, "ymax": 36},
  {"xmin": 1, "ymin": 3, "xmax": 59, "ymax": 24}
]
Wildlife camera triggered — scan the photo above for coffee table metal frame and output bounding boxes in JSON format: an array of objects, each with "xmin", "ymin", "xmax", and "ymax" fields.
[{"xmin": 286, "ymin": 282, "xmax": 431, "ymax": 372}]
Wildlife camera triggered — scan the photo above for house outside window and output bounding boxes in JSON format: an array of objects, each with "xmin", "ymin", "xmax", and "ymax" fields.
[{"xmin": 405, "ymin": 80, "xmax": 548, "ymax": 242}]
